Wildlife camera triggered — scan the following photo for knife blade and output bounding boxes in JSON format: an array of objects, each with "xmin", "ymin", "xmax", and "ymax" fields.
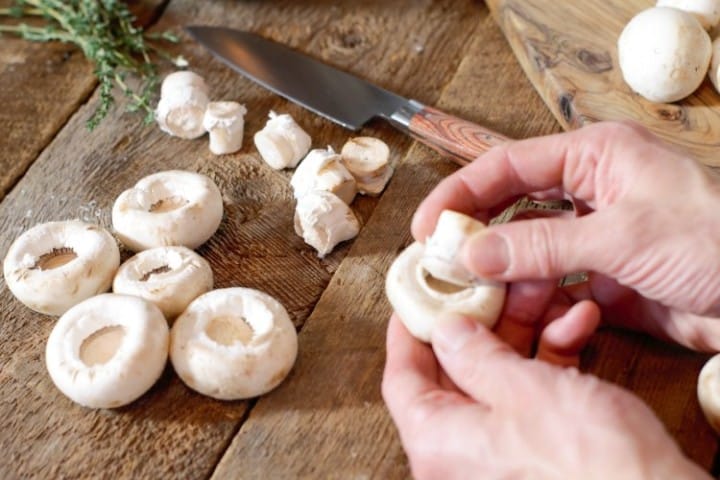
[{"xmin": 186, "ymin": 26, "xmax": 509, "ymax": 166}]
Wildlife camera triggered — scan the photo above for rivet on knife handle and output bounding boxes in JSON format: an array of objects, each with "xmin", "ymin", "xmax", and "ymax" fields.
[{"xmin": 390, "ymin": 100, "xmax": 509, "ymax": 167}]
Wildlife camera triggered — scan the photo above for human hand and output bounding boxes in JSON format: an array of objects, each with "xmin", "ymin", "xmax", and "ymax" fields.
[
  {"xmin": 412, "ymin": 121, "xmax": 720, "ymax": 352},
  {"xmin": 382, "ymin": 314, "xmax": 710, "ymax": 479}
]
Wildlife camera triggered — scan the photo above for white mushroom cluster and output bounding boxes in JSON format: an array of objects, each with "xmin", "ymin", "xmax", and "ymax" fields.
[
  {"xmin": 155, "ymin": 71, "xmax": 247, "ymax": 155},
  {"xmin": 4, "ymin": 170, "xmax": 300, "ymax": 409},
  {"xmin": 618, "ymin": 2, "xmax": 720, "ymax": 102},
  {"xmin": 385, "ymin": 210, "xmax": 506, "ymax": 342}
]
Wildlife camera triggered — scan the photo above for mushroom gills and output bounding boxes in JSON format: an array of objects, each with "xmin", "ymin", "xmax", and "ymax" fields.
[{"xmin": 80, "ymin": 325, "xmax": 125, "ymax": 366}]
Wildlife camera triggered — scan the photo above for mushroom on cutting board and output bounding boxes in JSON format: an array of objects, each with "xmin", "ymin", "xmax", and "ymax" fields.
[
  {"xmin": 386, "ymin": 211, "xmax": 506, "ymax": 343},
  {"xmin": 656, "ymin": 0, "xmax": 720, "ymax": 30},
  {"xmin": 294, "ymin": 190, "xmax": 361, "ymax": 258},
  {"xmin": 113, "ymin": 246, "xmax": 213, "ymax": 320},
  {"xmin": 290, "ymin": 147, "xmax": 357, "ymax": 205},
  {"xmin": 618, "ymin": 7, "xmax": 712, "ymax": 103},
  {"xmin": 155, "ymin": 71, "xmax": 209, "ymax": 139},
  {"xmin": 3, "ymin": 220, "xmax": 120, "ymax": 316},
  {"xmin": 203, "ymin": 101, "xmax": 247, "ymax": 155},
  {"xmin": 46, "ymin": 294, "xmax": 169, "ymax": 409},
  {"xmin": 112, "ymin": 170, "xmax": 223, "ymax": 252},
  {"xmin": 254, "ymin": 111, "xmax": 312, "ymax": 170},
  {"xmin": 170, "ymin": 288, "xmax": 298, "ymax": 400},
  {"xmin": 340, "ymin": 136, "xmax": 394, "ymax": 196}
]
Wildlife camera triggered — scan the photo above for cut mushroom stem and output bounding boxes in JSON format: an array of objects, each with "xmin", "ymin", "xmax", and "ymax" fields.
[
  {"xmin": 420, "ymin": 210, "xmax": 487, "ymax": 287},
  {"xmin": 170, "ymin": 288, "xmax": 298, "ymax": 400},
  {"xmin": 340, "ymin": 136, "xmax": 394, "ymax": 195},
  {"xmin": 45, "ymin": 294, "xmax": 169, "ymax": 409},
  {"xmin": 386, "ymin": 242, "xmax": 506, "ymax": 342},
  {"xmin": 155, "ymin": 71, "xmax": 209, "ymax": 139},
  {"xmin": 294, "ymin": 190, "xmax": 361, "ymax": 258},
  {"xmin": 203, "ymin": 101, "xmax": 248, "ymax": 155},
  {"xmin": 290, "ymin": 147, "xmax": 357, "ymax": 205},
  {"xmin": 253, "ymin": 111, "xmax": 312, "ymax": 170}
]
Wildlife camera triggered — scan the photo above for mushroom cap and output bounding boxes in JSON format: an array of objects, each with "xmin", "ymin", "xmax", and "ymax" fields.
[
  {"xmin": 3, "ymin": 220, "xmax": 120, "ymax": 315},
  {"xmin": 420, "ymin": 210, "xmax": 487, "ymax": 287},
  {"xmin": 386, "ymin": 242, "xmax": 506, "ymax": 343},
  {"xmin": 656, "ymin": 0, "xmax": 720, "ymax": 30},
  {"xmin": 45, "ymin": 293, "xmax": 169, "ymax": 409},
  {"xmin": 698, "ymin": 353, "xmax": 720, "ymax": 433},
  {"xmin": 254, "ymin": 111, "xmax": 312, "ymax": 169},
  {"xmin": 170, "ymin": 288, "xmax": 298, "ymax": 400},
  {"xmin": 112, "ymin": 170, "xmax": 224, "ymax": 252},
  {"xmin": 294, "ymin": 190, "xmax": 360, "ymax": 258},
  {"xmin": 160, "ymin": 71, "xmax": 208, "ymax": 98},
  {"xmin": 113, "ymin": 246, "xmax": 214, "ymax": 320},
  {"xmin": 709, "ymin": 37, "xmax": 720, "ymax": 92},
  {"xmin": 290, "ymin": 148, "xmax": 357, "ymax": 204},
  {"xmin": 618, "ymin": 7, "xmax": 712, "ymax": 103}
]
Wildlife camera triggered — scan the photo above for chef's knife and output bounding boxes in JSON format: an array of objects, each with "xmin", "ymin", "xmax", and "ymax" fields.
[{"xmin": 186, "ymin": 26, "xmax": 509, "ymax": 166}]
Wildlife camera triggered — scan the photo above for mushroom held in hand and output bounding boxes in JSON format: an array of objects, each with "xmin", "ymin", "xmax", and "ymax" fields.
[
  {"xmin": 294, "ymin": 190, "xmax": 360, "ymax": 258},
  {"xmin": 112, "ymin": 170, "xmax": 223, "ymax": 251},
  {"xmin": 253, "ymin": 111, "xmax": 312, "ymax": 170},
  {"xmin": 46, "ymin": 294, "xmax": 169, "ymax": 409},
  {"xmin": 340, "ymin": 136, "xmax": 394, "ymax": 196},
  {"xmin": 698, "ymin": 354, "xmax": 720, "ymax": 433},
  {"xmin": 113, "ymin": 246, "xmax": 213, "ymax": 320},
  {"xmin": 170, "ymin": 288, "xmax": 298, "ymax": 400},
  {"xmin": 203, "ymin": 101, "xmax": 247, "ymax": 155},
  {"xmin": 618, "ymin": 7, "xmax": 712, "ymax": 103},
  {"xmin": 155, "ymin": 71, "xmax": 209, "ymax": 139},
  {"xmin": 386, "ymin": 212, "xmax": 506, "ymax": 342},
  {"xmin": 290, "ymin": 147, "xmax": 357, "ymax": 205},
  {"xmin": 656, "ymin": 0, "xmax": 720, "ymax": 30},
  {"xmin": 3, "ymin": 220, "xmax": 120, "ymax": 315}
]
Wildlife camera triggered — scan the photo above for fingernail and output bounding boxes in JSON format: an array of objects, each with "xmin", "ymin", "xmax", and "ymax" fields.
[
  {"xmin": 462, "ymin": 231, "xmax": 510, "ymax": 275},
  {"xmin": 433, "ymin": 316, "xmax": 478, "ymax": 353}
]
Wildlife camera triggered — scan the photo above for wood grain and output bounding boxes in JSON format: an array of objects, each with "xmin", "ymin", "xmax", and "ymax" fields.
[
  {"xmin": 0, "ymin": 0, "xmax": 491, "ymax": 478},
  {"xmin": 486, "ymin": 0, "xmax": 720, "ymax": 167},
  {"xmin": 408, "ymin": 106, "xmax": 509, "ymax": 166}
]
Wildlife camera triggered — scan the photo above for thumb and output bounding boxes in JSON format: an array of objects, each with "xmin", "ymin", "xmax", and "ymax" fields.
[{"xmin": 461, "ymin": 212, "xmax": 616, "ymax": 281}]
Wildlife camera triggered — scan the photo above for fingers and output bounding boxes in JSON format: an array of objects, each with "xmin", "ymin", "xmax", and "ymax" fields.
[
  {"xmin": 411, "ymin": 121, "xmax": 643, "ymax": 241},
  {"xmin": 494, "ymin": 280, "xmax": 556, "ymax": 356},
  {"xmin": 536, "ymin": 300, "xmax": 601, "ymax": 367}
]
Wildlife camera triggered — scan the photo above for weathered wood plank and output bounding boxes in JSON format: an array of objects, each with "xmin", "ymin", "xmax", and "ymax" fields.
[
  {"xmin": 0, "ymin": 1, "xmax": 490, "ymax": 478},
  {"xmin": 0, "ymin": 0, "xmax": 167, "ymax": 201},
  {"xmin": 211, "ymin": 6, "xmax": 564, "ymax": 478}
]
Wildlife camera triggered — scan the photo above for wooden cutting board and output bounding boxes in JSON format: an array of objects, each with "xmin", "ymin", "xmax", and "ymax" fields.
[{"xmin": 486, "ymin": 0, "xmax": 720, "ymax": 167}]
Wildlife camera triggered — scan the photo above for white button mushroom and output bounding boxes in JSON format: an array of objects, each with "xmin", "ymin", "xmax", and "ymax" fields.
[
  {"xmin": 45, "ymin": 293, "xmax": 169, "ymax": 409},
  {"xmin": 340, "ymin": 136, "xmax": 394, "ymax": 196},
  {"xmin": 112, "ymin": 170, "xmax": 223, "ymax": 252},
  {"xmin": 657, "ymin": 0, "xmax": 720, "ymax": 30},
  {"xmin": 618, "ymin": 7, "xmax": 712, "ymax": 103},
  {"xmin": 155, "ymin": 71, "xmax": 209, "ymax": 139},
  {"xmin": 420, "ymin": 210, "xmax": 486, "ymax": 287},
  {"xmin": 203, "ymin": 101, "xmax": 248, "ymax": 155},
  {"xmin": 113, "ymin": 246, "xmax": 213, "ymax": 320},
  {"xmin": 709, "ymin": 37, "xmax": 720, "ymax": 93},
  {"xmin": 3, "ymin": 220, "xmax": 120, "ymax": 316},
  {"xmin": 294, "ymin": 190, "xmax": 361, "ymax": 258},
  {"xmin": 170, "ymin": 288, "xmax": 298, "ymax": 400},
  {"xmin": 386, "ymin": 242, "xmax": 506, "ymax": 343},
  {"xmin": 290, "ymin": 147, "xmax": 357, "ymax": 205},
  {"xmin": 698, "ymin": 353, "xmax": 720, "ymax": 433},
  {"xmin": 253, "ymin": 111, "xmax": 312, "ymax": 170}
]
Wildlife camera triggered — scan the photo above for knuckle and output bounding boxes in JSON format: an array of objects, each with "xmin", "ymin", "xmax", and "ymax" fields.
[{"xmin": 523, "ymin": 219, "xmax": 560, "ymax": 277}]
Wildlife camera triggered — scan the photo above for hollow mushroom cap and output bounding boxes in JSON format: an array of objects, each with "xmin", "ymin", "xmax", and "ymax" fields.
[
  {"xmin": 203, "ymin": 101, "xmax": 248, "ymax": 155},
  {"xmin": 290, "ymin": 147, "xmax": 357, "ymax": 205},
  {"xmin": 253, "ymin": 111, "xmax": 312, "ymax": 170},
  {"xmin": 113, "ymin": 246, "xmax": 213, "ymax": 320},
  {"xmin": 112, "ymin": 170, "xmax": 223, "ymax": 252},
  {"xmin": 618, "ymin": 7, "xmax": 712, "ymax": 103},
  {"xmin": 45, "ymin": 293, "xmax": 169, "ymax": 409},
  {"xmin": 170, "ymin": 288, "xmax": 298, "ymax": 400},
  {"xmin": 294, "ymin": 190, "xmax": 360, "ymax": 258},
  {"xmin": 386, "ymin": 242, "xmax": 506, "ymax": 343},
  {"xmin": 340, "ymin": 136, "xmax": 394, "ymax": 195},
  {"xmin": 3, "ymin": 220, "xmax": 120, "ymax": 316},
  {"xmin": 656, "ymin": 0, "xmax": 720, "ymax": 29},
  {"xmin": 698, "ymin": 354, "xmax": 720, "ymax": 433},
  {"xmin": 420, "ymin": 210, "xmax": 487, "ymax": 287}
]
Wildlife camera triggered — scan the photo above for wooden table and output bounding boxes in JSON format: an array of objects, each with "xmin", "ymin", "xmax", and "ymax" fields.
[{"xmin": 0, "ymin": 1, "xmax": 716, "ymax": 478}]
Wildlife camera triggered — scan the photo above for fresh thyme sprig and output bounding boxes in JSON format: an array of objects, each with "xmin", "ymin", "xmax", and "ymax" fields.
[{"xmin": 0, "ymin": 0, "xmax": 186, "ymax": 130}]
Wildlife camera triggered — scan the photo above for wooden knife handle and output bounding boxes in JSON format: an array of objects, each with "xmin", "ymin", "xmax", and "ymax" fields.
[{"xmin": 402, "ymin": 105, "xmax": 509, "ymax": 167}]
